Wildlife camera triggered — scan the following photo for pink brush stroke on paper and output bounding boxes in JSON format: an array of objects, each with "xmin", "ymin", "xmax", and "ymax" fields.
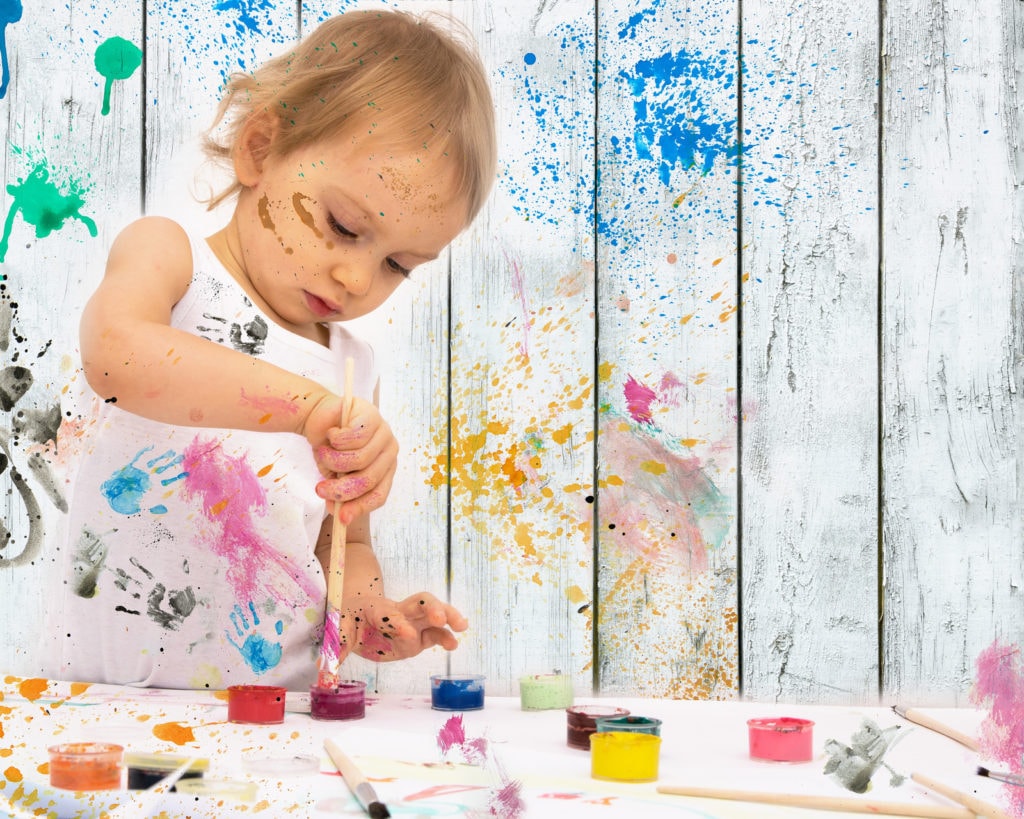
[
  {"xmin": 971, "ymin": 640, "xmax": 1024, "ymax": 817},
  {"xmin": 181, "ymin": 435, "xmax": 320, "ymax": 604}
]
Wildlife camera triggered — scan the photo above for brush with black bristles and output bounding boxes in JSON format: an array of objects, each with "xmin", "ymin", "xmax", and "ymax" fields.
[{"xmin": 978, "ymin": 766, "xmax": 1024, "ymax": 788}]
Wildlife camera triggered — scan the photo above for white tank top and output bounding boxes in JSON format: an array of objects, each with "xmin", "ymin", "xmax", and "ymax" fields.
[{"xmin": 46, "ymin": 235, "xmax": 376, "ymax": 690}]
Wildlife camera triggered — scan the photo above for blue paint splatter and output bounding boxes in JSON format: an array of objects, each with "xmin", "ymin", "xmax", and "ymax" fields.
[
  {"xmin": 523, "ymin": 52, "xmax": 536, "ymax": 65},
  {"xmin": 214, "ymin": 0, "xmax": 276, "ymax": 37},
  {"xmin": 100, "ymin": 446, "xmax": 187, "ymax": 515},
  {"xmin": 0, "ymin": 0, "xmax": 22, "ymax": 99},
  {"xmin": 226, "ymin": 601, "xmax": 283, "ymax": 674}
]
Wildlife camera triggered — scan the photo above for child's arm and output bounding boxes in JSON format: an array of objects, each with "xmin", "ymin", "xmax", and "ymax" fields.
[
  {"xmin": 315, "ymin": 516, "xmax": 468, "ymax": 662},
  {"xmin": 81, "ymin": 216, "xmax": 395, "ymax": 523}
]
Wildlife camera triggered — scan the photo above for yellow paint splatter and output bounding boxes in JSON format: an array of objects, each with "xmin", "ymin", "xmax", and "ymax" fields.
[
  {"xmin": 640, "ymin": 460, "xmax": 667, "ymax": 476},
  {"xmin": 70, "ymin": 682, "xmax": 91, "ymax": 697},
  {"xmin": 681, "ymin": 314, "xmax": 693, "ymax": 325},
  {"xmin": 17, "ymin": 678, "xmax": 47, "ymax": 702},
  {"xmin": 566, "ymin": 585, "xmax": 586, "ymax": 604},
  {"xmin": 153, "ymin": 721, "xmax": 195, "ymax": 745},
  {"xmin": 597, "ymin": 361, "xmax": 614, "ymax": 382},
  {"xmin": 551, "ymin": 423, "xmax": 572, "ymax": 445}
]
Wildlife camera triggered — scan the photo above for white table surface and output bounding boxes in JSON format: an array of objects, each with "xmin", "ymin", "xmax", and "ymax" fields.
[{"xmin": 0, "ymin": 675, "xmax": 1013, "ymax": 818}]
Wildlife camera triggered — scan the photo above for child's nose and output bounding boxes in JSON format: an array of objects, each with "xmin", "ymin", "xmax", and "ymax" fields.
[{"xmin": 331, "ymin": 261, "xmax": 373, "ymax": 296}]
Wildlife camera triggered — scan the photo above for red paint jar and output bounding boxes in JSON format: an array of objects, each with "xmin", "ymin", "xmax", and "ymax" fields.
[
  {"xmin": 227, "ymin": 685, "xmax": 286, "ymax": 724},
  {"xmin": 566, "ymin": 705, "xmax": 630, "ymax": 750},
  {"xmin": 747, "ymin": 717, "xmax": 815, "ymax": 761},
  {"xmin": 309, "ymin": 681, "xmax": 366, "ymax": 721},
  {"xmin": 48, "ymin": 742, "xmax": 124, "ymax": 790}
]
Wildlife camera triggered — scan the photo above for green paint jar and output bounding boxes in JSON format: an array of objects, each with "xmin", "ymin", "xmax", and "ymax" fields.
[{"xmin": 519, "ymin": 673, "xmax": 573, "ymax": 710}]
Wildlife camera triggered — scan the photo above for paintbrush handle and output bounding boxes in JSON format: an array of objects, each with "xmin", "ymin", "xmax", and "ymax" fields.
[
  {"xmin": 656, "ymin": 784, "xmax": 975, "ymax": 818},
  {"xmin": 898, "ymin": 708, "xmax": 980, "ymax": 752},
  {"xmin": 912, "ymin": 772, "xmax": 1013, "ymax": 819}
]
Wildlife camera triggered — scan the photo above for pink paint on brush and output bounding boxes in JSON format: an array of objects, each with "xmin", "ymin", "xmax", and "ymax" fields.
[
  {"xmin": 971, "ymin": 640, "xmax": 1024, "ymax": 817},
  {"xmin": 623, "ymin": 375, "xmax": 657, "ymax": 425},
  {"xmin": 181, "ymin": 436, "xmax": 320, "ymax": 603}
]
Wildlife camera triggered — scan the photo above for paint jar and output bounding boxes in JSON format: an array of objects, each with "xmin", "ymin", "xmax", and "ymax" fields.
[
  {"xmin": 175, "ymin": 778, "xmax": 259, "ymax": 802},
  {"xmin": 747, "ymin": 717, "xmax": 815, "ymax": 762},
  {"xmin": 124, "ymin": 752, "xmax": 208, "ymax": 790},
  {"xmin": 48, "ymin": 742, "xmax": 124, "ymax": 791},
  {"xmin": 519, "ymin": 673, "xmax": 573, "ymax": 711},
  {"xmin": 227, "ymin": 685, "xmax": 287, "ymax": 724},
  {"xmin": 430, "ymin": 674, "xmax": 485, "ymax": 711},
  {"xmin": 595, "ymin": 715, "xmax": 662, "ymax": 736},
  {"xmin": 566, "ymin": 705, "xmax": 630, "ymax": 750},
  {"xmin": 309, "ymin": 681, "xmax": 367, "ymax": 721},
  {"xmin": 590, "ymin": 732, "xmax": 661, "ymax": 782}
]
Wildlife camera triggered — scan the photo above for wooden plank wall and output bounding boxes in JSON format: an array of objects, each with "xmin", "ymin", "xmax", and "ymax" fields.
[{"xmin": 0, "ymin": 0, "xmax": 1019, "ymax": 706}]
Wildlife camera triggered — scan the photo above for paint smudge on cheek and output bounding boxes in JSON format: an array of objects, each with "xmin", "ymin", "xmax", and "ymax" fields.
[
  {"xmin": 292, "ymin": 192, "xmax": 330, "ymax": 245},
  {"xmin": 257, "ymin": 194, "xmax": 293, "ymax": 255},
  {"xmin": 0, "ymin": 0, "xmax": 22, "ymax": 99},
  {"xmin": 970, "ymin": 640, "xmax": 1024, "ymax": 816}
]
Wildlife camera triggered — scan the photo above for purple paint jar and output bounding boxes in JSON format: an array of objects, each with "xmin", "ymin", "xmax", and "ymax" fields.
[
  {"xmin": 309, "ymin": 681, "xmax": 367, "ymax": 721},
  {"xmin": 566, "ymin": 705, "xmax": 631, "ymax": 750}
]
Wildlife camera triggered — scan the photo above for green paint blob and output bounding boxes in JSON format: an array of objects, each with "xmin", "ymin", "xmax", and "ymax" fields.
[
  {"xmin": 0, "ymin": 161, "xmax": 98, "ymax": 262},
  {"xmin": 94, "ymin": 36, "xmax": 143, "ymax": 116}
]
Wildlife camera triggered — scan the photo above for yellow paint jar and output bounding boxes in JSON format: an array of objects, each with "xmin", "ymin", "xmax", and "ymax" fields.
[{"xmin": 590, "ymin": 731, "xmax": 661, "ymax": 782}]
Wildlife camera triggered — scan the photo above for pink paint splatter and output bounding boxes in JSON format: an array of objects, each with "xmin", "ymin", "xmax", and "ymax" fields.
[
  {"xmin": 623, "ymin": 375, "xmax": 657, "ymax": 425},
  {"xmin": 437, "ymin": 714, "xmax": 467, "ymax": 754},
  {"xmin": 239, "ymin": 388, "xmax": 301, "ymax": 419},
  {"xmin": 488, "ymin": 777, "xmax": 526, "ymax": 819},
  {"xmin": 502, "ymin": 249, "xmax": 533, "ymax": 357},
  {"xmin": 971, "ymin": 640, "xmax": 1024, "ymax": 817},
  {"xmin": 180, "ymin": 436, "xmax": 320, "ymax": 604}
]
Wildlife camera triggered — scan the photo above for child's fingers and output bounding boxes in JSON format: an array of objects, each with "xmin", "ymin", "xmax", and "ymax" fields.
[{"xmin": 396, "ymin": 594, "xmax": 469, "ymax": 632}]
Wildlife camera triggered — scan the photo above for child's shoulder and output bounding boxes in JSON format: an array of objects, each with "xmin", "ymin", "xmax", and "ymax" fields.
[{"xmin": 107, "ymin": 216, "xmax": 194, "ymax": 280}]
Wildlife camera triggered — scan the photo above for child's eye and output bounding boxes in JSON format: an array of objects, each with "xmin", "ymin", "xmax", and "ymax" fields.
[
  {"xmin": 387, "ymin": 258, "xmax": 411, "ymax": 277},
  {"xmin": 327, "ymin": 214, "xmax": 356, "ymax": 238}
]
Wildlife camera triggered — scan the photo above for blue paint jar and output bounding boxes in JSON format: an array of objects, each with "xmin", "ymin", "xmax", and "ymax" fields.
[{"xmin": 430, "ymin": 674, "xmax": 485, "ymax": 711}]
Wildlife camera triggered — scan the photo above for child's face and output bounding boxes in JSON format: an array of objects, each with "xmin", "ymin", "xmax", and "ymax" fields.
[{"xmin": 235, "ymin": 128, "xmax": 467, "ymax": 333}]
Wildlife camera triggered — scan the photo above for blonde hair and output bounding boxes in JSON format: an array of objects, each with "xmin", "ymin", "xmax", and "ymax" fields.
[{"xmin": 202, "ymin": 10, "xmax": 497, "ymax": 220}]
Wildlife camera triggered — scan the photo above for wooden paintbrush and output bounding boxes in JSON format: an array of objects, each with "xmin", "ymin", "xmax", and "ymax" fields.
[
  {"xmin": 978, "ymin": 766, "xmax": 1024, "ymax": 787},
  {"xmin": 912, "ymin": 771, "xmax": 1013, "ymax": 819},
  {"xmin": 316, "ymin": 357, "xmax": 355, "ymax": 690},
  {"xmin": 656, "ymin": 784, "xmax": 974, "ymax": 818},
  {"xmin": 892, "ymin": 706, "xmax": 980, "ymax": 752}
]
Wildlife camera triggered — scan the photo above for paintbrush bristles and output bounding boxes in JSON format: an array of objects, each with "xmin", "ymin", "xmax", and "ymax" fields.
[{"xmin": 978, "ymin": 766, "xmax": 1024, "ymax": 787}]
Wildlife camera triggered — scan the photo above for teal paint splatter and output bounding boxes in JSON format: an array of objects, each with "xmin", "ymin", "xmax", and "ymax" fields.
[
  {"xmin": 94, "ymin": 36, "xmax": 143, "ymax": 116},
  {"xmin": 0, "ymin": 160, "xmax": 98, "ymax": 262},
  {"xmin": 0, "ymin": 0, "xmax": 22, "ymax": 99}
]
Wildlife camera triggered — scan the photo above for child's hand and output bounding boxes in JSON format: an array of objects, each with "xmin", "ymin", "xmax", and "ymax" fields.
[
  {"xmin": 348, "ymin": 593, "xmax": 468, "ymax": 662},
  {"xmin": 303, "ymin": 394, "xmax": 399, "ymax": 524}
]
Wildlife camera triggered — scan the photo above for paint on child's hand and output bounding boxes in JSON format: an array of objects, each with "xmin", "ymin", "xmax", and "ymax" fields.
[{"xmin": 93, "ymin": 37, "xmax": 143, "ymax": 116}]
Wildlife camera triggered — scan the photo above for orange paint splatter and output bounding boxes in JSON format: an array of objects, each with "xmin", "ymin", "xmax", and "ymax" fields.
[
  {"xmin": 4, "ymin": 766, "xmax": 22, "ymax": 782},
  {"xmin": 257, "ymin": 464, "xmax": 274, "ymax": 477},
  {"xmin": 17, "ymin": 678, "xmax": 47, "ymax": 701},
  {"xmin": 153, "ymin": 721, "xmax": 196, "ymax": 745},
  {"xmin": 209, "ymin": 499, "xmax": 229, "ymax": 516},
  {"xmin": 69, "ymin": 682, "xmax": 91, "ymax": 697},
  {"xmin": 667, "ymin": 253, "xmax": 678, "ymax": 264},
  {"xmin": 681, "ymin": 314, "xmax": 694, "ymax": 325}
]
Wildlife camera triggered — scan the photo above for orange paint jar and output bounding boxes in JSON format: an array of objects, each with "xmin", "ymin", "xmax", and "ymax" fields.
[{"xmin": 48, "ymin": 742, "xmax": 124, "ymax": 790}]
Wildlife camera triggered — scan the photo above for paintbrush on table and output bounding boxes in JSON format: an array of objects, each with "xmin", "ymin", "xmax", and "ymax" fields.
[
  {"xmin": 655, "ymin": 784, "xmax": 974, "ymax": 818},
  {"xmin": 324, "ymin": 738, "xmax": 390, "ymax": 818},
  {"xmin": 316, "ymin": 357, "xmax": 356, "ymax": 690},
  {"xmin": 978, "ymin": 767, "xmax": 1024, "ymax": 787},
  {"xmin": 912, "ymin": 771, "xmax": 1013, "ymax": 819},
  {"xmin": 892, "ymin": 706, "xmax": 980, "ymax": 752}
]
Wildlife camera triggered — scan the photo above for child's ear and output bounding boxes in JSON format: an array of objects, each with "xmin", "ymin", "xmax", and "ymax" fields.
[{"xmin": 234, "ymin": 112, "xmax": 277, "ymax": 186}]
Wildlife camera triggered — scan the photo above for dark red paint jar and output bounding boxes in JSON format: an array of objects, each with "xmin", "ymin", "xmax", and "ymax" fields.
[
  {"xmin": 565, "ymin": 705, "xmax": 630, "ymax": 750},
  {"xmin": 309, "ymin": 681, "xmax": 366, "ymax": 721}
]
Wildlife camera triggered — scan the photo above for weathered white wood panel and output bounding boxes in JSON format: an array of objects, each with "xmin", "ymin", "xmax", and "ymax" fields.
[
  {"xmin": 0, "ymin": 0, "xmax": 143, "ymax": 674},
  {"xmin": 740, "ymin": 1, "xmax": 881, "ymax": 702},
  {"xmin": 447, "ymin": 0, "xmax": 597, "ymax": 695},
  {"xmin": 595, "ymin": 0, "xmax": 739, "ymax": 698},
  {"xmin": 881, "ymin": 0, "xmax": 1023, "ymax": 704}
]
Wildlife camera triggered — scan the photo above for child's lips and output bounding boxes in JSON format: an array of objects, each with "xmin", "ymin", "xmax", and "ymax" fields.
[{"xmin": 305, "ymin": 291, "xmax": 341, "ymax": 318}]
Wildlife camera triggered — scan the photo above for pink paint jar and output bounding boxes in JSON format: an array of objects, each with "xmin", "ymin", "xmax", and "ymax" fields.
[
  {"xmin": 747, "ymin": 717, "xmax": 815, "ymax": 762},
  {"xmin": 227, "ymin": 685, "xmax": 286, "ymax": 724},
  {"xmin": 309, "ymin": 681, "xmax": 366, "ymax": 721}
]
